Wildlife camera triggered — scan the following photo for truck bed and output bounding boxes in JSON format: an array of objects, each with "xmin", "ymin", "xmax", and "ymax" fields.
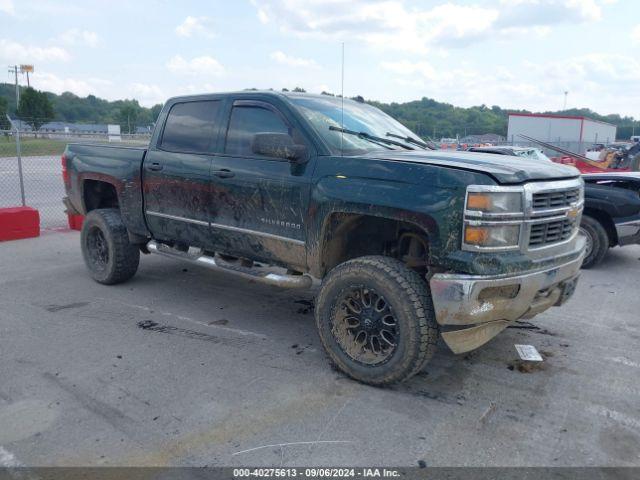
[{"xmin": 64, "ymin": 143, "xmax": 149, "ymax": 238}]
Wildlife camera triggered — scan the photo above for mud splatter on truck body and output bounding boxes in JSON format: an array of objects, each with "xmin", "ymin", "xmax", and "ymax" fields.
[{"xmin": 63, "ymin": 90, "xmax": 586, "ymax": 385}]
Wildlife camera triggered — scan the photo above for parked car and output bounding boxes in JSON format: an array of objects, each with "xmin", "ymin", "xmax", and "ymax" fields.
[
  {"xmin": 62, "ymin": 91, "xmax": 585, "ymax": 385},
  {"xmin": 580, "ymin": 172, "xmax": 640, "ymax": 268}
]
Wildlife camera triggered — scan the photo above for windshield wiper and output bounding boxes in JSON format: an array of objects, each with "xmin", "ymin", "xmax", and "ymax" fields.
[
  {"xmin": 329, "ymin": 126, "xmax": 414, "ymax": 150},
  {"xmin": 386, "ymin": 132, "xmax": 435, "ymax": 150}
]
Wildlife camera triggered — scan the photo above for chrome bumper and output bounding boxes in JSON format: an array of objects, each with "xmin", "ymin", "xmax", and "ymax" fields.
[{"xmin": 429, "ymin": 236, "xmax": 585, "ymax": 354}]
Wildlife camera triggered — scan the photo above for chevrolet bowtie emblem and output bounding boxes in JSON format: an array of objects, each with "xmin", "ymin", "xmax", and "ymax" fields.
[{"xmin": 567, "ymin": 206, "xmax": 580, "ymax": 219}]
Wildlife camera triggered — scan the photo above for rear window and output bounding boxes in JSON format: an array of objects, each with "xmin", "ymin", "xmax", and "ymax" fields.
[{"xmin": 160, "ymin": 101, "xmax": 221, "ymax": 153}]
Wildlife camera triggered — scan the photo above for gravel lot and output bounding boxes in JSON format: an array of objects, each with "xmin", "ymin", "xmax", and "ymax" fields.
[{"xmin": 0, "ymin": 231, "xmax": 639, "ymax": 467}]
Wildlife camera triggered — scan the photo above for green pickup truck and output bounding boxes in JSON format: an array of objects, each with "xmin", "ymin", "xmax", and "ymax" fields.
[{"xmin": 63, "ymin": 91, "xmax": 586, "ymax": 385}]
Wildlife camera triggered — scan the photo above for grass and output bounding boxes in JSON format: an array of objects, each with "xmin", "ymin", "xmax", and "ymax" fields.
[{"xmin": 0, "ymin": 136, "xmax": 67, "ymax": 158}]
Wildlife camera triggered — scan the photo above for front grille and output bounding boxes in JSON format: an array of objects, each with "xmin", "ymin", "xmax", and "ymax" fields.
[
  {"xmin": 532, "ymin": 189, "xmax": 580, "ymax": 210},
  {"xmin": 528, "ymin": 218, "xmax": 576, "ymax": 248},
  {"xmin": 463, "ymin": 179, "xmax": 583, "ymax": 253}
]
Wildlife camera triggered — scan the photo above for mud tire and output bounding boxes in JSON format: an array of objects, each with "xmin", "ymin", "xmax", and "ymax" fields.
[
  {"xmin": 81, "ymin": 208, "xmax": 140, "ymax": 285},
  {"xmin": 315, "ymin": 256, "xmax": 439, "ymax": 385},
  {"xmin": 580, "ymin": 215, "xmax": 608, "ymax": 269}
]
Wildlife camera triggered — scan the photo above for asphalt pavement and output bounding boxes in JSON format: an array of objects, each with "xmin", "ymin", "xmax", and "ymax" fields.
[{"xmin": 0, "ymin": 231, "xmax": 639, "ymax": 467}]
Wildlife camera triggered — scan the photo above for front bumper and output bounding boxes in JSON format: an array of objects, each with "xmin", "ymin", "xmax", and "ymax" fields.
[{"xmin": 429, "ymin": 235, "xmax": 585, "ymax": 354}]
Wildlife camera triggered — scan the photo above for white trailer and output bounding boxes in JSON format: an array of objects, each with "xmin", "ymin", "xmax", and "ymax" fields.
[{"xmin": 507, "ymin": 113, "xmax": 617, "ymax": 154}]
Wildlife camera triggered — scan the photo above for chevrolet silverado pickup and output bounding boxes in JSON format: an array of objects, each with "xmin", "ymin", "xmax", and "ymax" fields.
[{"xmin": 62, "ymin": 91, "xmax": 586, "ymax": 385}]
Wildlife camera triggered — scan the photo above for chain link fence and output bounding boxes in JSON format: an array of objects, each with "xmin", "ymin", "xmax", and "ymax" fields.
[{"xmin": 0, "ymin": 123, "xmax": 150, "ymax": 230}]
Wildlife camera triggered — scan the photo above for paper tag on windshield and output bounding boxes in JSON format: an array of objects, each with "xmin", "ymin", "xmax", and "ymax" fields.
[{"xmin": 515, "ymin": 344, "xmax": 543, "ymax": 362}]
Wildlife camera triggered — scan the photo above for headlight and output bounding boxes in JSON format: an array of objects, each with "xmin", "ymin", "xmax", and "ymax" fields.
[
  {"xmin": 464, "ymin": 224, "xmax": 521, "ymax": 248},
  {"xmin": 466, "ymin": 191, "xmax": 523, "ymax": 214}
]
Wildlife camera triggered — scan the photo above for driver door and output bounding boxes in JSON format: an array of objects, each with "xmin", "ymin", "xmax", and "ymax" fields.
[{"xmin": 208, "ymin": 100, "xmax": 313, "ymax": 270}]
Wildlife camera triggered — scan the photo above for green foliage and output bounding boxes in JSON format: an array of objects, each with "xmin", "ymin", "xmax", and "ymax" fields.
[
  {"xmin": 47, "ymin": 90, "xmax": 162, "ymax": 127},
  {"xmin": 0, "ymin": 83, "xmax": 162, "ymax": 128},
  {"xmin": 149, "ymin": 104, "xmax": 163, "ymax": 123},
  {"xmin": 17, "ymin": 87, "xmax": 54, "ymax": 131},
  {"xmin": 369, "ymin": 98, "xmax": 508, "ymax": 139},
  {"xmin": 117, "ymin": 101, "xmax": 140, "ymax": 134},
  {"xmin": 0, "ymin": 83, "xmax": 18, "ymax": 113},
  {"xmin": 367, "ymin": 97, "xmax": 637, "ymax": 141},
  {"xmin": 0, "ymin": 97, "xmax": 9, "ymax": 130}
]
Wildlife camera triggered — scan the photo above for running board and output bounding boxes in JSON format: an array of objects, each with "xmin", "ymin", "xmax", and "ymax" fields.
[{"xmin": 146, "ymin": 241, "xmax": 313, "ymax": 289}]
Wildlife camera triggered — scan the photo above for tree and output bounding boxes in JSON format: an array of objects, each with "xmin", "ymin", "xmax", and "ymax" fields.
[
  {"xmin": 149, "ymin": 104, "xmax": 163, "ymax": 123},
  {"xmin": 117, "ymin": 102, "xmax": 140, "ymax": 134},
  {"xmin": 292, "ymin": 87, "xmax": 306, "ymax": 92},
  {"xmin": 16, "ymin": 87, "xmax": 54, "ymax": 134},
  {"xmin": 0, "ymin": 97, "xmax": 10, "ymax": 131}
]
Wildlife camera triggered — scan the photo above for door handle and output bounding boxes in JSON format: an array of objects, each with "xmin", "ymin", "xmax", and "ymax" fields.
[
  {"xmin": 147, "ymin": 162, "xmax": 163, "ymax": 171},
  {"xmin": 213, "ymin": 169, "xmax": 235, "ymax": 178}
]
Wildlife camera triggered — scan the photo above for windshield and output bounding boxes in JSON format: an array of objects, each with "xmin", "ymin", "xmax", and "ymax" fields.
[
  {"xmin": 514, "ymin": 148, "xmax": 552, "ymax": 162},
  {"xmin": 289, "ymin": 96, "xmax": 420, "ymax": 155}
]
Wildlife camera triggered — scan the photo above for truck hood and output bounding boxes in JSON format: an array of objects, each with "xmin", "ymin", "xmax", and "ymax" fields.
[{"xmin": 370, "ymin": 150, "xmax": 581, "ymax": 184}]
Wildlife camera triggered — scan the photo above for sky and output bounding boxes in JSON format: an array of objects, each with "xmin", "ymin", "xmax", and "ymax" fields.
[{"xmin": 0, "ymin": 0, "xmax": 638, "ymax": 117}]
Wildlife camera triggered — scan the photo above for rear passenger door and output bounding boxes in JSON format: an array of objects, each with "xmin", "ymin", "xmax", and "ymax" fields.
[
  {"xmin": 143, "ymin": 99, "xmax": 223, "ymax": 248},
  {"xmin": 209, "ymin": 100, "xmax": 313, "ymax": 270}
]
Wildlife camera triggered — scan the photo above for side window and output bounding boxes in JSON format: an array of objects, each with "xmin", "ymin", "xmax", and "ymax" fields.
[
  {"xmin": 160, "ymin": 100, "xmax": 220, "ymax": 153},
  {"xmin": 225, "ymin": 105, "xmax": 290, "ymax": 157}
]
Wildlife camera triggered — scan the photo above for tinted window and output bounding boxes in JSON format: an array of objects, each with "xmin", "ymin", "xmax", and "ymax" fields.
[
  {"xmin": 225, "ymin": 106, "xmax": 290, "ymax": 157},
  {"xmin": 161, "ymin": 101, "xmax": 220, "ymax": 153}
]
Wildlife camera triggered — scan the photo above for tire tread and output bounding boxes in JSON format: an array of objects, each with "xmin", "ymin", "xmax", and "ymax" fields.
[
  {"xmin": 81, "ymin": 208, "xmax": 140, "ymax": 284},
  {"xmin": 315, "ymin": 255, "xmax": 439, "ymax": 385}
]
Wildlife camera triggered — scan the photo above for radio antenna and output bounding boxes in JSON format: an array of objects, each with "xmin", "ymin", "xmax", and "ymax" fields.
[{"xmin": 340, "ymin": 42, "xmax": 345, "ymax": 157}]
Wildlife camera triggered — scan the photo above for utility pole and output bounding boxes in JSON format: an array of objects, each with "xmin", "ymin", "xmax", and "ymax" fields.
[
  {"xmin": 563, "ymin": 91, "xmax": 569, "ymax": 110},
  {"xmin": 8, "ymin": 65, "xmax": 20, "ymax": 106}
]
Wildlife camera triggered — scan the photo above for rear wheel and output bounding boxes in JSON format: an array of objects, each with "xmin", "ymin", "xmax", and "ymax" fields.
[
  {"xmin": 579, "ymin": 215, "xmax": 609, "ymax": 269},
  {"xmin": 315, "ymin": 256, "xmax": 439, "ymax": 385},
  {"xmin": 81, "ymin": 208, "xmax": 140, "ymax": 284}
]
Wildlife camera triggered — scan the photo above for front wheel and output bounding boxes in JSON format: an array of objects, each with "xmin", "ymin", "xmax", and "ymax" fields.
[
  {"xmin": 315, "ymin": 256, "xmax": 439, "ymax": 385},
  {"xmin": 579, "ymin": 215, "xmax": 609, "ymax": 269},
  {"xmin": 81, "ymin": 208, "xmax": 140, "ymax": 284}
]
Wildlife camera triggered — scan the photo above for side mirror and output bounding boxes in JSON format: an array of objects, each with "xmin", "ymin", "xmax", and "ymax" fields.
[{"xmin": 251, "ymin": 133, "xmax": 307, "ymax": 162}]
